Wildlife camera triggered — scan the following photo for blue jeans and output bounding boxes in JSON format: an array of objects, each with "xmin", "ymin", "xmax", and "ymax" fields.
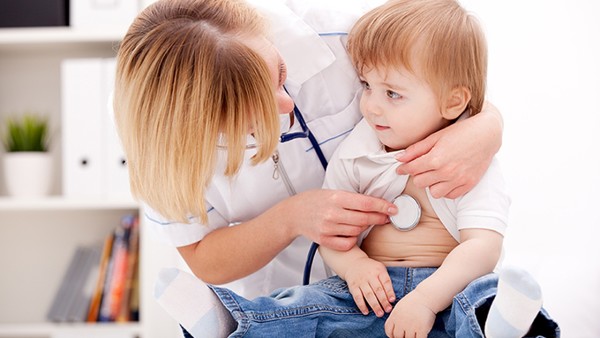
[{"xmin": 184, "ymin": 267, "xmax": 559, "ymax": 337}]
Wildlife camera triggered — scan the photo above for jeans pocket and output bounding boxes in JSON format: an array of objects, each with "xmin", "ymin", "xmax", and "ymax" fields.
[{"xmin": 314, "ymin": 276, "xmax": 349, "ymax": 294}]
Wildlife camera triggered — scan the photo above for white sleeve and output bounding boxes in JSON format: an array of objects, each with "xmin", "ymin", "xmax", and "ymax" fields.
[
  {"xmin": 143, "ymin": 202, "xmax": 228, "ymax": 247},
  {"xmin": 455, "ymin": 158, "xmax": 511, "ymax": 236}
]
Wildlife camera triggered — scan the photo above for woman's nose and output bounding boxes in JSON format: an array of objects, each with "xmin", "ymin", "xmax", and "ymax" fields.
[{"xmin": 278, "ymin": 90, "xmax": 295, "ymax": 115}]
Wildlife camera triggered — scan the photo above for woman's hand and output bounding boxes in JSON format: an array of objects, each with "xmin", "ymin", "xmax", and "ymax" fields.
[
  {"xmin": 395, "ymin": 101, "xmax": 503, "ymax": 199},
  {"xmin": 281, "ymin": 189, "xmax": 397, "ymax": 251}
]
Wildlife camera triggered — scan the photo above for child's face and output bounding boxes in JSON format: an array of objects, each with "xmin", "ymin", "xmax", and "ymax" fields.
[{"xmin": 359, "ymin": 66, "xmax": 449, "ymax": 150}]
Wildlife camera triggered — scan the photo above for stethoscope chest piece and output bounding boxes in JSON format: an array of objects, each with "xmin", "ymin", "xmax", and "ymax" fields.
[{"xmin": 390, "ymin": 194, "xmax": 421, "ymax": 231}]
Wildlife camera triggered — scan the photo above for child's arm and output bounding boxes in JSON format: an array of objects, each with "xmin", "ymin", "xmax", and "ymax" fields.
[
  {"xmin": 384, "ymin": 228, "xmax": 503, "ymax": 337},
  {"xmin": 319, "ymin": 245, "xmax": 396, "ymax": 317}
]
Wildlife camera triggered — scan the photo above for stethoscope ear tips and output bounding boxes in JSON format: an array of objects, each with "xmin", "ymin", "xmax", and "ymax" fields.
[{"xmin": 389, "ymin": 194, "xmax": 421, "ymax": 231}]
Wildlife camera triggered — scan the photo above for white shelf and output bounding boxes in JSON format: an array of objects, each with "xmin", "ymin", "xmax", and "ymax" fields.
[
  {"xmin": 0, "ymin": 27, "xmax": 125, "ymax": 53},
  {"xmin": 0, "ymin": 196, "xmax": 138, "ymax": 211},
  {"xmin": 0, "ymin": 27, "xmax": 125, "ymax": 45},
  {"xmin": 0, "ymin": 322, "xmax": 141, "ymax": 338}
]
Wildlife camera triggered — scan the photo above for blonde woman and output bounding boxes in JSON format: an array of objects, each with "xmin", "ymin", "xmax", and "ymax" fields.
[{"xmin": 114, "ymin": 0, "xmax": 507, "ymax": 335}]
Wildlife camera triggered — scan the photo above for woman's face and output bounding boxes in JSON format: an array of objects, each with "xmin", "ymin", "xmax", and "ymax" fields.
[{"xmin": 243, "ymin": 36, "xmax": 295, "ymax": 115}]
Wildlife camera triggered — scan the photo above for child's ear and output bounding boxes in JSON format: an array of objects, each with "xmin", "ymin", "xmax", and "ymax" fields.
[{"xmin": 442, "ymin": 86, "xmax": 471, "ymax": 120}]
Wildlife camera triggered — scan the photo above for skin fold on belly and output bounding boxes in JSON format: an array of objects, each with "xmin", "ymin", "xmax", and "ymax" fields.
[{"xmin": 361, "ymin": 214, "xmax": 458, "ymax": 268}]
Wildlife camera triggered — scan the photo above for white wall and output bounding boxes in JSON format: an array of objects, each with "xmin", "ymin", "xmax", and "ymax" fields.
[{"xmin": 459, "ymin": 1, "xmax": 600, "ymax": 336}]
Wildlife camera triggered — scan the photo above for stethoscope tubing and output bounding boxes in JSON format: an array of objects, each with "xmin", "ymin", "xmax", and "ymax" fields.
[{"xmin": 280, "ymin": 104, "xmax": 328, "ymax": 285}]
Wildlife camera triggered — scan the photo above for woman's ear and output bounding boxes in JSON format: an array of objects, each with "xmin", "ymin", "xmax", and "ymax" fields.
[{"xmin": 442, "ymin": 86, "xmax": 471, "ymax": 120}]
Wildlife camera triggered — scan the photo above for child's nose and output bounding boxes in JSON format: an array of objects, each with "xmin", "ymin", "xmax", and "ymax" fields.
[{"xmin": 363, "ymin": 95, "xmax": 382, "ymax": 116}]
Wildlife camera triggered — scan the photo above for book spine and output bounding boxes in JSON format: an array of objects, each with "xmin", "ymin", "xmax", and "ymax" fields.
[
  {"xmin": 116, "ymin": 215, "xmax": 140, "ymax": 322},
  {"xmin": 98, "ymin": 214, "xmax": 134, "ymax": 322},
  {"xmin": 67, "ymin": 245, "xmax": 102, "ymax": 322},
  {"xmin": 86, "ymin": 232, "xmax": 114, "ymax": 322}
]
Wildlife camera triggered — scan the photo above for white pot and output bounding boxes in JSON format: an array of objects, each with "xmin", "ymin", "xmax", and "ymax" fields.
[{"xmin": 3, "ymin": 152, "xmax": 53, "ymax": 198}]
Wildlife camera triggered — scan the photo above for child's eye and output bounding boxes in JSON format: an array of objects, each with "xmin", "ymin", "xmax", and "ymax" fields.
[
  {"xmin": 360, "ymin": 80, "xmax": 371, "ymax": 90},
  {"xmin": 386, "ymin": 90, "xmax": 402, "ymax": 99}
]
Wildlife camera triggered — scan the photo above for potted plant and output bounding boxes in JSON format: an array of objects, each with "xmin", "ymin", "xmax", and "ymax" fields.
[{"xmin": 2, "ymin": 113, "xmax": 53, "ymax": 197}]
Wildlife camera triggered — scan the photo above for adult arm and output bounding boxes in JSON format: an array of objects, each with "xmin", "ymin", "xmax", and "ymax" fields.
[
  {"xmin": 396, "ymin": 101, "xmax": 503, "ymax": 199},
  {"xmin": 178, "ymin": 189, "xmax": 396, "ymax": 285}
]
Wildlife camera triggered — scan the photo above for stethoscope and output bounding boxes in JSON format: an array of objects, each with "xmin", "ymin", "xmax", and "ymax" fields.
[
  {"xmin": 389, "ymin": 194, "xmax": 421, "ymax": 231},
  {"xmin": 280, "ymin": 100, "xmax": 328, "ymax": 170},
  {"xmin": 283, "ymin": 101, "xmax": 422, "ymax": 284},
  {"xmin": 221, "ymin": 91, "xmax": 328, "ymax": 174}
]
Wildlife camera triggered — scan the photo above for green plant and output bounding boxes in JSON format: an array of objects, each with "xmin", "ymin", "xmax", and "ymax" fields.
[{"xmin": 2, "ymin": 114, "xmax": 49, "ymax": 152}]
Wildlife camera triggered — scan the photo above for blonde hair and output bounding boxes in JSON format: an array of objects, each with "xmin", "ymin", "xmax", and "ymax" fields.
[
  {"xmin": 114, "ymin": 0, "xmax": 279, "ymax": 223},
  {"xmin": 347, "ymin": 0, "xmax": 487, "ymax": 115}
]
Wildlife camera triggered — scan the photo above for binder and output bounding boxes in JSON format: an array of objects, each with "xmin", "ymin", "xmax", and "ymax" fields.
[
  {"xmin": 61, "ymin": 57, "xmax": 133, "ymax": 199},
  {"xmin": 61, "ymin": 58, "xmax": 106, "ymax": 197},
  {"xmin": 103, "ymin": 58, "xmax": 132, "ymax": 199}
]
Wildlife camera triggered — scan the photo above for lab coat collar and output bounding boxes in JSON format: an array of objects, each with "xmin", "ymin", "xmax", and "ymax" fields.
[{"xmin": 248, "ymin": 0, "xmax": 336, "ymax": 86}]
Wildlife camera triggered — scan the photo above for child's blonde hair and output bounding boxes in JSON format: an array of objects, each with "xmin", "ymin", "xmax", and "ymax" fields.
[
  {"xmin": 114, "ymin": 0, "xmax": 279, "ymax": 223},
  {"xmin": 347, "ymin": 0, "xmax": 487, "ymax": 115}
]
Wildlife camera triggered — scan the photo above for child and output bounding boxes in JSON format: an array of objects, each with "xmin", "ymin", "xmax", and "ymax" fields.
[{"xmin": 156, "ymin": 0, "xmax": 559, "ymax": 337}]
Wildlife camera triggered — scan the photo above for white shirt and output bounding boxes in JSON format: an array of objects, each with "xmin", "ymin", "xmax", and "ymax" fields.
[
  {"xmin": 324, "ymin": 119, "xmax": 511, "ymax": 244},
  {"xmin": 146, "ymin": 0, "xmax": 382, "ymax": 299}
]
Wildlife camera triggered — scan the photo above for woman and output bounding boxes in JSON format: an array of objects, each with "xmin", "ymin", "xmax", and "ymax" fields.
[{"xmin": 114, "ymin": 0, "xmax": 503, "ymax": 302}]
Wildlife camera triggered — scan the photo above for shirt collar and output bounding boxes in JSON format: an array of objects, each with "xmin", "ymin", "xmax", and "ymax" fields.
[
  {"xmin": 249, "ymin": 0, "xmax": 336, "ymax": 86},
  {"xmin": 337, "ymin": 119, "xmax": 404, "ymax": 164}
]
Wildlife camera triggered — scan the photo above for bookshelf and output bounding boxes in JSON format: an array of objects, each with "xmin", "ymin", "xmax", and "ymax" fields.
[{"xmin": 0, "ymin": 24, "xmax": 181, "ymax": 338}]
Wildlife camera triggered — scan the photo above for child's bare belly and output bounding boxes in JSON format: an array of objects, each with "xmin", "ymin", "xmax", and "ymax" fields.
[{"xmin": 361, "ymin": 216, "xmax": 458, "ymax": 267}]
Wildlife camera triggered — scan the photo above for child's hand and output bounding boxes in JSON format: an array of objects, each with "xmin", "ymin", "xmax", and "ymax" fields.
[
  {"xmin": 344, "ymin": 257, "xmax": 396, "ymax": 317},
  {"xmin": 384, "ymin": 290, "xmax": 436, "ymax": 338}
]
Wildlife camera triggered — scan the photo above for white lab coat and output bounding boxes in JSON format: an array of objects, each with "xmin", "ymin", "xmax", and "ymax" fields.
[{"xmin": 146, "ymin": 0, "xmax": 383, "ymax": 299}]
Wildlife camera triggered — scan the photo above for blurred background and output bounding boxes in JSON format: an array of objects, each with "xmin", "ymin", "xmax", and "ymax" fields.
[{"xmin": 459, "ymin": 0, "xmax": 600, "ymax": 336}]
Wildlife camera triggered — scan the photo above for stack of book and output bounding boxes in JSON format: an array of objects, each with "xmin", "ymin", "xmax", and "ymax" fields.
[{"xmin": 47, "ymin": 214, "xmax": 140, "ymax": 323}]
